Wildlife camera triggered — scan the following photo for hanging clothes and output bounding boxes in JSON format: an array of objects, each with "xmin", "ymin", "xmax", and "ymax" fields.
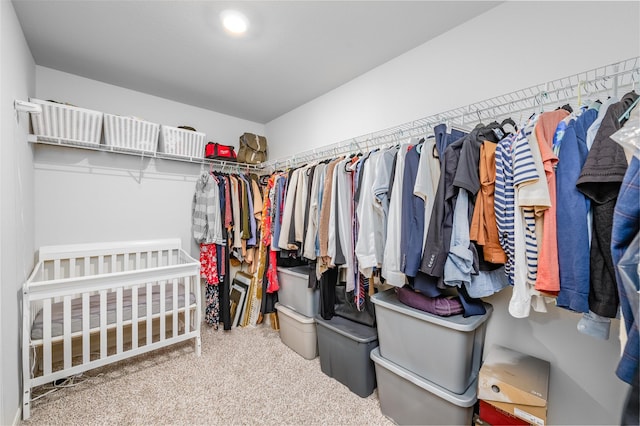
[
  {"xmin": 420, "ymin": 130, "xmax": 471, "ymax": 283},
  {"xmin": 200, "ymin": 243, "xmax": 220, "ymax": 328},
  {"xmin": 192, "ymin": 173, "xmax": 224, "ymax": 245},
  {"xmin": 303, "ymin": 164, "xmax": 326, "ymax": 260},
  {"xmin": 414, "ymin": 138, "xmax": 439, "ymax": 254},
  {"xmin": 534, "ymin": 108, "xmax": 570, "ymax": 294},
  {"xmin": 282, "ymin": 168, "xmax": 301, "ymax": 250},
  {"xmin": 355, "ymin": 150, "xmax": 385, "ymax": 276},
  {"xmin": 333, "ymin": 157, "xmax": 358, "ymax": 291},
  {"xmin": 470, "ymin": 140, "xmax": 507, "ymax": 264},
  {"xmin": 400, "ymin": 143, "xmax": 427, "ymax": 278},
  {"xmin": 382, "ymin": 141, "xmax": 412, "ymax": 287},
  {"xmin": 318, "ymin": 157, "xmax": 344, "ymax": 269},
  {"xmin": 577, "ymin": 90, "xmax": 639, "ymax": 318},
  {"xmin": 611, "ymin": 156, "xmax": 639, "ymax": 385},
  {"xmin": 555, "ymin": 107, "xmax": 599, "ymax": 312}
]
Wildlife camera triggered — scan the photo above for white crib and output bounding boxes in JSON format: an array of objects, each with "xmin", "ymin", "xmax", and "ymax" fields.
[{"xmin": 22, "ymin": 239, "xmax": 201, "ymax": 420}]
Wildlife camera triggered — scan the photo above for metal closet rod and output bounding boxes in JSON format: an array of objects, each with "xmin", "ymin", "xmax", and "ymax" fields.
[{"xmin": 263, "ymin": 56, "xmax": 640, "ymax": 172}]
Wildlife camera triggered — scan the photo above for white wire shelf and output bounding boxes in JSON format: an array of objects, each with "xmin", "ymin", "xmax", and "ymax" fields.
[
  {"xmin": 262, "ymin": 56, "xmax": 640, "ymax": 171},
  {"xmin": 27, "ymin": 135, "xmax": 265, "ymax": 173},
  {"xmin": 22, "ymin": 56, "xmax": 640, "ymax": 174}
]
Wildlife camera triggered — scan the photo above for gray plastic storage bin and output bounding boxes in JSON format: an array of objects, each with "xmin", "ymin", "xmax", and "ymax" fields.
[
  {"xmin": 315, "ymin": 315, "xmax": 378, "ymax": 397},
  {"xmin": 275, "ymin": 303, "xmax": 318, "ymax": 360},
  {"xmin": 371, "ymin": 347, "xmax": 477, "ymax": 425},
  {"xmin": 371, "ymin": 288, "xmax": 492, "ymax": 394},
  {"xmin": 277, "ymin": 266, "xmax": 319, "ymax": 317}
]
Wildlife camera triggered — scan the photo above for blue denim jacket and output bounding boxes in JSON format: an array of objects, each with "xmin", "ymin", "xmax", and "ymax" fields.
[{"xmin": 611, "ymin": 156, "xmax": 639, "ymax": 384}]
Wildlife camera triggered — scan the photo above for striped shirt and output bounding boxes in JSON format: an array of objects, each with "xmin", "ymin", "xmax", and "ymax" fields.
[
  {"xmin": 495, "ymin": 124, "xmax": 541, "ymax": 289},
  {"xmin": 494, "ymin": 135, "xmax": 515, "ymax": 285},
  {"xmin": 512, "ymin": 124, "xmax": 542, "ymax": 287}
]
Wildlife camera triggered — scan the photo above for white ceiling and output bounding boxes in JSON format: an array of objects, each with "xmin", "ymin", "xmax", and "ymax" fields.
[{"xmin": 12, "ymin": 1, "xmax": 501, "ymax": 124}]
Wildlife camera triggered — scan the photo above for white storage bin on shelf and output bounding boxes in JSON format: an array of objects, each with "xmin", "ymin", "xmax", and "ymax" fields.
[
  {"xmin": 159, "ymin": 125, "xmax": 206, "ymax": 158},
  {"xmin": 29, "ymin": 98, "xmax": 103, "ymax": 146},
  {"xmin": 103, "ymin": 113, "xmax": 160, "ymax": 153}
]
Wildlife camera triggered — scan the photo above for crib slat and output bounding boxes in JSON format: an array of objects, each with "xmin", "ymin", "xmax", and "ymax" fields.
[
  {"xmin": 111, "ymin": 254, "xmax": 117, "ymax": 273},
  {"xmin": 147, "ymin": 251, "xmax": 152, "ymax": 269},
  {"xmin": 63, "ymin": 296, "xmax": 72, "ymax": 369},
  {"xmin": 132, "ymin": 285, "xmax": 138, "ymax": 350},
  {"xmin": 100, "ymin": 290, "xmax": 107, "ymax": 358},
  {"xmin": 116, "ymin": 287, "xmax": 123, "ymax": 354},
  {"xmin": 43, "ymin": 299, "xmax": 52, "ymax": 376},
  {"xmin": 53, "ymin": 259, "xmax": 61, "ymax": 280},
  {"xmin": 146, "ymin": 282, "xmax": 152, "ymax": 346},
  {"xmin": 172, "ymin": 278, "xmax": 178, "ymax": 337},
  {"xmin": 135, "ymin": 252, "xmax": 141, "ymax": 271},
  {"xmin": 124, "ymin": 253, "xmax": 130, "ymax": 271},
  {"xmin": 184, "ymin": 279, "xmax": 190, "ymax": 333},
  {"xmin": 159, "ymin": 281, "xmax": 166, "ymax": 341},
  {"xmin": 82, "ymin": 293, "xmax": 90, "ymax": 364},
  {"xmin": 84, "ymin": 257, "xmax": 90, "ymax": 276},
  {"xmin": 98, "ymin": 255, "xmax": 104, "ymax": 275},
  {"xmin": 68, "ymin": 258, "xmax": 76, "ymax": 278}
]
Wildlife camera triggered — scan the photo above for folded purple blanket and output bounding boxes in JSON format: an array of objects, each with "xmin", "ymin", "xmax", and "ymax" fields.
[{"xmin": 396, "ymin": 286, "xmax": 464, "ymax": 317}]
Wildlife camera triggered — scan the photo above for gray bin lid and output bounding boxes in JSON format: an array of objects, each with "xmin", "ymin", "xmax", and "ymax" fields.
[
  {"xmin": 371, "ymin": 288, "xmax": 492, "ymax": 332},
  {"xmin": 315, "ymin": 315, "xmax": 378, "ymax": 343},
  {"xmin": 276, "ymin": 265, "xmax": 312, "ymax": 279},
  {"xmin": 370, "ymin": 347, "xmax": 477, "ymax": 407},
  {"xmin": 275, "ymin": 303, "xmax": 315, "ymax": 324}
]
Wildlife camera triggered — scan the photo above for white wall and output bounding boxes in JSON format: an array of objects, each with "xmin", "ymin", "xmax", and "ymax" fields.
[
  {"xmin": 266, "ymin": 1, "xmax": 640, "ymax": 160},
  {"xmin": 34, "ymin": 67, "xmax": 265, "ymax": 256},
  {"xmin": 265, "ymin": 2, "xmax": 640, "ymax": 425},
  {"xmin": 0, "ymin": 0, "xmax": 36, "ymax": 423},
  {"xmin": 36, "ymin": 66, "xmax": 265, "ymax": 150}
]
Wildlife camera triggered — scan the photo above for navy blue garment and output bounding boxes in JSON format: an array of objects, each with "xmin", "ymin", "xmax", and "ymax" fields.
[
  {"xmin": 457, "ymin": 283, "xmax": 487, "ymax": 317},
  {"xmin": 400, "ymin": 144, "xmax": 425, "ymax": 277},
  {"xmin": 434, "ymin": 123, "xmax": 466, "ymax": 168},
  {"xmin": 411, "ymin": 272, "xmax": 443, "ymax": 297},
  {"xmin": 421, "ymin": 130, "xmax": 472, "ymax": 279},
  {"xmin": 556, "ymin": 108, "xmax": 598, "ymax": 312}
]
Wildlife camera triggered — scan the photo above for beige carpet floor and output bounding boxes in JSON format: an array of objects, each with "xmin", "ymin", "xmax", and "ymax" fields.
[{"xmin": 23, "ymin": 324, "xmax": 394, "ymax": 425}]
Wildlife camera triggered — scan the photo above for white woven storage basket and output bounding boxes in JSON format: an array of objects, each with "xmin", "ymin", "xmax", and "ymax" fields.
[
  {"xmin": 103, "ymin": 113, "xmax": 160, "ymax": 153},
  {"xmin": 159, "ymin": 125, "xmax": 206, "ymax": 158},
  {"xmin": 29, "ymin": 98, "xmax": 103, "ymax": 145}
]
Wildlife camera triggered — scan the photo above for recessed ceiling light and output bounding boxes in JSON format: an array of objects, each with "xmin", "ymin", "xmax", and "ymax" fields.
[{"xmin": 221, "ymin": 10, "xmax": 248, "ymax": 35}]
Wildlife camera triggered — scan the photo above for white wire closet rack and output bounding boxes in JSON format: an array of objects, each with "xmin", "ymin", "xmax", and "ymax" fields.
[
  {"xmin": 262, "ymin": 56, "xmax": 640, "ymax": 172},
  {"xmin": 25, "ymin": 135, "xmax": 264, "ymax": 173}
]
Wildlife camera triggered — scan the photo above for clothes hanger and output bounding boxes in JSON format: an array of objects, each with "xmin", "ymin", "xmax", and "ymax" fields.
[
  {"xmin": 500, "ymin": 117, "xmax": 518, "ymax": 132},
  {"xmin": 619, "ymin": 96, "xmax": 640, "ymax": 123}
]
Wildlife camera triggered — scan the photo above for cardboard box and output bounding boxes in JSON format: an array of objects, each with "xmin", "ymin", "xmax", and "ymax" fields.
[
  {"xmin": 484, "ymin": 399, "xmax": 547, "ymax": 426},
  {"xmin": 478, "ymin": 345, "xmax": 550, "ymax": 425},
  {"xmin": 479, "ymin": 399, "xmax": 529, "ymax": 425},
  {"xmin": 478, "ymin": 345, "xmax": 550, "ymax": 407}
]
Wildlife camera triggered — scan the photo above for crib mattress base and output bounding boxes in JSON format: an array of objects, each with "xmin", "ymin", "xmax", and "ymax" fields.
[{"xmin": 31, "ymin": 283, "xmax": 195, "ymax": 340}]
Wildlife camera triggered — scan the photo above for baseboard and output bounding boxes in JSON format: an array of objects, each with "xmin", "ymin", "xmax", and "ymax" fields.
[{"xmin": 12, "ymin": 405, "xmax": 21, "ymax": 426}]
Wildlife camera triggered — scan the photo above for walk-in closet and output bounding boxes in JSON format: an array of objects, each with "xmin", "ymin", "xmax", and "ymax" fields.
[{"xmin": 2, "ymin": 1, "xmax": 639, "ymax": 425}]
